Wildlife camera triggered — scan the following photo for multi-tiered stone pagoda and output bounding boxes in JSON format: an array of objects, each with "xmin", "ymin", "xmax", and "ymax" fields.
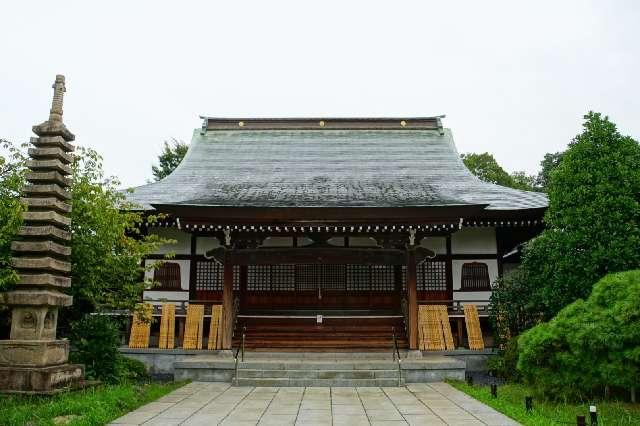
[{"xmin": 0, "ymin": 75, "xmax": 84, "ymax": 393}]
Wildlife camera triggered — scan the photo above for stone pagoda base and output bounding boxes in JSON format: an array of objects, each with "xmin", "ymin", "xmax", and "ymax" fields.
[{"xmin": 0, "ymin": 364, "xmax": 84, "ymax": 394}]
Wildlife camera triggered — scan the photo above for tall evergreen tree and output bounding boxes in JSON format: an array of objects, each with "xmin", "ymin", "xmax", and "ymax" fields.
[
  {"xmin": 151, "ymin": 138, "xmax": 188, "ymax": 181},
  {"xmin": 494, "ymin": 112, "xmax": 640, "ymax": 328}
]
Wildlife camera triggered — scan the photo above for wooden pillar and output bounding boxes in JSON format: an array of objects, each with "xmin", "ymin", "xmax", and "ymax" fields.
[
  {"xmin": 393, "ymin": 265, "xmax": 403, "ymax": 308},
  {"xmin": 189, "ymin": 233, "xmax": 197, "ymax": 300},
  {"xmin": 407, "ymin": 249, "xmax": 418, "ymax": 349},
  {"xmin": 239, "ymin": 265, "xmax": 248, "ymax": 311},
  {"xmin": 221, "ymin": 254, "xmax": 234, "ymax": 349},
  {"xmin": 456, "ymin": 317, "xmax": 464, "ymax": 348}
]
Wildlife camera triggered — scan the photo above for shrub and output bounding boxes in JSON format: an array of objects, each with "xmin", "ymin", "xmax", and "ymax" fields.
[
  {"xmin": 517, "ymin": 270, "xmax": 640, "ymax": 400},
  {"xmin": 69, "ymin": 314, "xmax": 124, "ymax": 383},
  {"xmin": 487, "ymin": 338, "xmax": 521, "ymax": 382},
  {"xmin": 115, "ymin": 355, "xmax": 150, "ymax": 383}
]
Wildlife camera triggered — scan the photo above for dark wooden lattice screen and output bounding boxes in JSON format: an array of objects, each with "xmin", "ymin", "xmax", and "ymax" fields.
[
  {"xmin": 417, "ymin": 260, "xmax": 447, "ymax": 291},
  {"xmin": 461, "ymin": 262, "xmax": 490, "ymax": 290},
  {"xmin": 195, "ymin": 261, "xmax": 240, "ymax": 292},
  {"xmin": 195, "ymin": 261, "xmax": 223, "ymax": 291},
  {"xmin": 153, "ymin": 262, "xmax": 181, "ymax": 289},
  {"xmin": 244, "ymin": 264, "xmax": 398, "ymax": 292},
  {"xmin": 295, "ymin": 265, "xmax": 319, "ymax": 291},
  {"xmin": 370, "ymin": 265, "xmax": 395, "ymax": 291},
  {"xmin": 345, "ymin": 265, "xmax": 370, "ymax": 291}
]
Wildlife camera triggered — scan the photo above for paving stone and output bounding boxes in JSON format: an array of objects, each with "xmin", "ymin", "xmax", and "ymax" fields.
[
  {"xmin": 109, "ymin": 381, "xmax": 520, "ymax": 426},
  {"xmin": 365, "ymin": 409, "xmax": 405, "ymax": 421},
  {"xmin": 260, "ymin": 417, "xmax": 297, "ymax": 425}
]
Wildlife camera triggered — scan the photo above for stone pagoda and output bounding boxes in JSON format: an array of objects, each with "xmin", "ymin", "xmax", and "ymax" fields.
[{"xmin": 0, "ymin": 75, "xmax": 84, "ymax": 393}]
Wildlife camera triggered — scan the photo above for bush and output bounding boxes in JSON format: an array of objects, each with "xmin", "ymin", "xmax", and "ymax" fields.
[
  {"xmin": 69, "ymin": 314, "xmax": 120, "ymax": 382},
  {"xmin": 487, "ymin": 338, "xmax": 521, "ymax": 382},
  {"xmin": 115, "ymin": 355, "xmax": 150, "ymax": 383},
  {"xmin": 517, "ymin": 270, "xmax": 640, "ymax": 400}
]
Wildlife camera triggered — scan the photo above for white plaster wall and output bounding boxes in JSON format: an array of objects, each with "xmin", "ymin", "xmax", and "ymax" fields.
[
  {"xmin": 452, "ymin": 258, "xmax": 498, "ymax": 302},
  {"xmin": 420, "ymin": 237, "xmax": 446, "ymax": 254},
  {"xmin": 143, "ymin": 290, "xmax": 189, "ymax": 303},
  {"xmin": 349, "ymin": 237, "xmax": 378, "ymax": 247},
  {"xmin": 262, "ymin": 237, "xmax": 294, "ymax": 247},
  {"xmin": 148, "ymin": 227, "xmax": 191, "ymax": 255},
  {"xmin": 144, "ymin": 259, "xmax": 190, "ymax": 291},
  {"xmin": 196, "ymin": 236, "xmax": 220, "ymax": 255},
  {"xmin": 451, "ymin": 228, "xmax": 496, "ymax": 254}
]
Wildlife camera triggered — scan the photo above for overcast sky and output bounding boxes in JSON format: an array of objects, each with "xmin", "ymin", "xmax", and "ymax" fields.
[{"xmin": 2, "ymin": 1, "xmax": 639, "ymax": 188}]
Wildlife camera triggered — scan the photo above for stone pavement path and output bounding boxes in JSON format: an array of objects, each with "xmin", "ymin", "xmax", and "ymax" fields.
[{"xmin": 111, "ymin": 381, "xmax": 519, "ymax": 426}]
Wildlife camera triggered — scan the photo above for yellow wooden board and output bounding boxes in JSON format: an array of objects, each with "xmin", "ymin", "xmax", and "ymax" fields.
[
  {"xmin": 158, "ymin": 303, "xmax": 176, "ymax": 349},
  {"xmin": 437, "ymin": 305, "xmax": 455, "ymax": 350},
  {"xmin": 207, "ymin": 305, "xmax": 224, "ymax": 350},
  {"xmin": 128, "ymin": 303, "xmax": 151, "ymax": 349},
  {"xmin": 418, "ymin": 305, "xmax": 446, "ymax": 351},
  {"xmin": 183, "ymin": 304, "xmax": 204, "ymax": 350},
  {"xmin": 464, "ymin": 304, "xmax": 485, "ymax": 350}
]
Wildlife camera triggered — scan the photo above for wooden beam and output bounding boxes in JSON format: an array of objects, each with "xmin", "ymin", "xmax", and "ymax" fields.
[
  {"xmin": 407, "ymin": 249, "xmax": 418, "ymax": 350},
  {"xmin": 221, "ymin": 254, "xmax": 234, "ymax": 349},
  {"xmin": 206, "ymin": 247, "xmax": 432, "ymax": 266}
]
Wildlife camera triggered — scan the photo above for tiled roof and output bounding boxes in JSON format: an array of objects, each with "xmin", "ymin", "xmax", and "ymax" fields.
[{"xmin": 126, "ymin": 120, "xmax": 547, "ymax": 211}]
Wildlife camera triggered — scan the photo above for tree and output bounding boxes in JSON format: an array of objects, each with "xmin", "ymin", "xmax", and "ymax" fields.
[
  {"xmin": 151, "ymin": 138, "xmax": 188, "ymax": 181},
  {"xmin": 0, "ymin": 139, "xmax": 26, "ymax": 290},
  {"xmin": 0, "ymin": 140, "xmax": 173, "ymax": 322},
  {"xmin": 492, "ymin": 112, "xmax": 640, "ymax": 336},
  {"xmin": 461, "ymin": 152, "xmax": 536, "ymax": 191},
  {"xmin": 67, "ymin": 147, "xmax": 173, "ymax": 323},
  {"xmin": 535, "ymin": 151, "xmax": 564, "ymax": 191},
  {"xmin": 517, "ymin": 270, "xmax": 640, "ymax": 400}
]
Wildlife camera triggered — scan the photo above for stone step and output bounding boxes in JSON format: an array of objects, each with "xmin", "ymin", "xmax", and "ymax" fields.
[
  {"xmin": 174, "ymin": 360, "xmax": 399, "ymax": 370},
  {"xmin": 235, "ymin": 378, "xmax": 402, "ymax": 387},
  {"xmin": 238, "ymin": 369, "xmax": 400, "ymax": 379}
]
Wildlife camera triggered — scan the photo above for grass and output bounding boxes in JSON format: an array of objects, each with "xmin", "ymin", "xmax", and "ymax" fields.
[
  {"xmin": 0, "ymin": 381, "xmax": 187, "ymax": 426},
  {"xmin": 448, "ymin": 380, "xmax": 640, "ymax": 425}
]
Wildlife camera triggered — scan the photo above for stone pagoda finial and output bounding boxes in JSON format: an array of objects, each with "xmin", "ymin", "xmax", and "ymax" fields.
[
  {"xmin": 0, "ymin": 75, "xmax": 83, "ymax": 394},
  {"xmin": 48, "ymin": 75, "xmax": 66, "ymax": 123}
]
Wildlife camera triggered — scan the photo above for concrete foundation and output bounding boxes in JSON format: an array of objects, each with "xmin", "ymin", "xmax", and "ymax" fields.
[{"xmin": 0, "ymin": 363, "xmax": 84, "ymax": 394}]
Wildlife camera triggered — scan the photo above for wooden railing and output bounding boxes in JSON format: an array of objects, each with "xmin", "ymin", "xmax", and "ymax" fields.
[{"xmin": 416, "ymin": 300, "xmax": 492, "ymax": 316}]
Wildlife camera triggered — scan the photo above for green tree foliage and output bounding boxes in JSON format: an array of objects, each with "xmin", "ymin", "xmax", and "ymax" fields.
[
  {"xmin": 0, "ymin": 140, "xmax": 26, "ymax": 290},
  {"xmin": 461, "ymin": 152, "xmax": 536, "ymax": 191},
  {"xmin": 526, "ymin": 112, "xmax": 640, "ymax": 315},
  {"xmin": 68, "ymin": 147, "xmax": 172, "ymax": 322},
  {"xmin": 517, "ymin": 270, "xmax": 640, "ymax": 400},
  {"xmin": 491, "ymin": 113, "xmax": 640, "ymax": 338},
  {"xmin": 151, "ymin": 138, "xmax": 188, "ymax": 181},
  {"xmin": 535, "ymin": 151, "xmax": 564, "ymax": 191},
  {"xmin": 0, "ymin": 141, "xmax": 172, "ymax": 318}
]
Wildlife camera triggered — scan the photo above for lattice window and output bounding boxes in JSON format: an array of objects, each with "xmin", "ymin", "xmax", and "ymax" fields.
[
  {"xmin": 248, "ymin": 265, "xmax": 271, "ymax": 291},
  {"xmin": 153, "ymin": 262, "xmax": 181, "ymax": 290},
  {"xmin": 233, "ymin": 266, "xmax": 240, "ymax": 291},
  {"xmin": 370, "ymin": 265, "xmax": 395, "ymax": 291},
  {"xmin": 295, "ymin": 264, "xmax": 318, "ymax": 291},
  {"xmin": 346, "ymin": 265, "xmax": 370, "ymax": 291},
  {"xmin": 271, "ymin": 265, "xmax": 296, "ymax": 291},
  {"xmin": 402, "ymin": 265, "xmax": 407, "ymax": 291},
  {"xmin": 321, "ymin": 264, "xmax": 346, "ymax": 290},
  {"xmin": 417, "ymin": 260, "xmax": 447, "ymax": 291},
  {"xmin": 461, "ymin": 262, "xmax": 490, "ymax": 291},
  {"xmin": 195, "ymin": 261, "xmax": 223, "ymax": 291}
]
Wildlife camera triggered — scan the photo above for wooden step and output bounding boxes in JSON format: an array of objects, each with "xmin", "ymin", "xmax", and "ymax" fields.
[{"xmin": 234, "ymin": 314, "xmax": 407, "ymax": 350}]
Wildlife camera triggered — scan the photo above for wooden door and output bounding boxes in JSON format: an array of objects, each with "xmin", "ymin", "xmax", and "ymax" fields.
[{"xmin": 242, "ymin": 264, "xmax": 399, "ymax": 311}]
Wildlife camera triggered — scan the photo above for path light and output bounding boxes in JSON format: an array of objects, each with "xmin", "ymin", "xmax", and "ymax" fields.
[
  {"xmin": 525, "ymin": 396, "xmax": 533, "ymax": 412},
  {"xmin": 589, "ymin": 405, "xmax": 597, "ymax": 425},
  {"xmin": 577, "ymin": 415, "xmax": 586, "ymax": 426},
  {"xmin": 490, "ymin": 383, "xmax": 497, "ymax": 398}
]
